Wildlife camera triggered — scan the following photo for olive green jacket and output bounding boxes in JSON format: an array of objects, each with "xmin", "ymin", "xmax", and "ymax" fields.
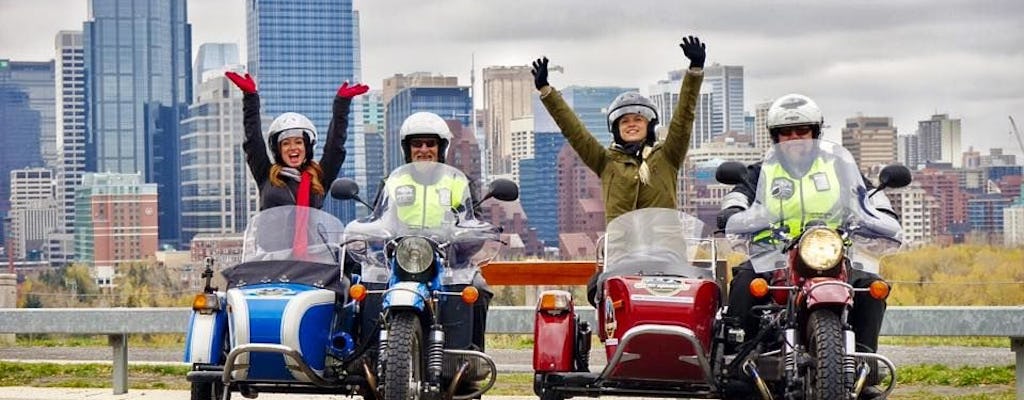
[{"xmin": 539, "ymin": 68, "xmax": 704, "ymax": 223}]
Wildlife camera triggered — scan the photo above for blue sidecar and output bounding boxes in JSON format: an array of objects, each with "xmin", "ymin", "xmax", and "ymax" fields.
[{"xmin": 184, "ymin": 205, "xmax": 373, "ymax": 400}]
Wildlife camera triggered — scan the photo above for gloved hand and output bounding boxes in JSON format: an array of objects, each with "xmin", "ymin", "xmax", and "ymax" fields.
[
  {"xmin": 337, "ymin": 81, "xmax": 370, "ymax": 98},
  {"xmin": 717, "ymin": 206, "xmax": 743, "ymax": 230},
  {"xmin": 530, "ymin": 57, "xmax": 550, "ymax": 91},
  {"xmin": 680, "ymin": 35, "xmax": 706, "ymax": 69},
  {"xmin": 225, "ymin": 71, "xmax": 257, "ymax": 94}
]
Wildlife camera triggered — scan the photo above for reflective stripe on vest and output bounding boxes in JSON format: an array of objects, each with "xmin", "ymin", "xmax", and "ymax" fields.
[
  {"xmin": 754, "ymin": 157, "xmax": 842, "ymax": 242},
  {"xmin": 387, "ymin": 173, "xmax": 467, "ymax": 228}
]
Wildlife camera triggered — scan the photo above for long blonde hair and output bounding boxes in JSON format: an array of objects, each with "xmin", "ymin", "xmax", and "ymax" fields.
[{"xmin": 269, "ymin": 161, "xmax": 325, "ymax": 196}]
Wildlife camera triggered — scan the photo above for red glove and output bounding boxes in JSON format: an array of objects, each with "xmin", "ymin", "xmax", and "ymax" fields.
[
  {"xmin": 225, "ymin": 71, "xmax": 257, "ymax": 94},
  {"xmin": 337, "ymin": 81, "xmax": 369, "ymax": 98}
]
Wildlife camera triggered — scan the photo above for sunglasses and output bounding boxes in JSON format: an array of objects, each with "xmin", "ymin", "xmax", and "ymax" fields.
[{"xmin": 409, "ymin": 138, "xmax": 439, "ymax": 148}]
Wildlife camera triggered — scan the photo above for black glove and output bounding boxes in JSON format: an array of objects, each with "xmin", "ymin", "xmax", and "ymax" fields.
[
  {"xmin": 531, "ymin": 57, "xmax": 550, "ymax": 90},
  {"xmin": 680, "ymin": 35, "xmax": 706, "ymax": 69},
  {"xmin": 717, "ymin": 206, "xmax": 743, "ymax": 230}
]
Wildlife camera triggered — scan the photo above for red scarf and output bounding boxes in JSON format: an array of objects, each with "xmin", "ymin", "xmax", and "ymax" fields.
[{"xmin": 292, "ymin": 171, "xmax": 312, "ymax": 259}]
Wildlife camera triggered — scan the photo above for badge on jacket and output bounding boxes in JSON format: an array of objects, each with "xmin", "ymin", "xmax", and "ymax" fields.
[
  {"xmin": 811, "ymin": 172, "xmax": 831, "ymax": 191},
  {"xmin": 396, "ymin": 185, "xmax": 415, "ymax": 206},
  {"xmin": 770, "ymin": 177, "xmax": 795, "ymax": 200}
]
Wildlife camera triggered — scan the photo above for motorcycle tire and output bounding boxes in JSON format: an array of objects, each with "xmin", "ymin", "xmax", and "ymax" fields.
[
  {"xmin": 383, "ymin": 312, "xmax": 423, "ymax": 400},
  {"xmin": 190, "ymin": 381, "xmax": 225, "ymax": 400},
  {"xmin": 805, "ymin": 309, "xmax": 850, "ymax": 400}
]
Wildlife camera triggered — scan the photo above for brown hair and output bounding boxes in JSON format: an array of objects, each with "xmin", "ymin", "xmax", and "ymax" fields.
[{"xmin": 269, "ymin": 161, "xmax": 325, "ymax": 196}]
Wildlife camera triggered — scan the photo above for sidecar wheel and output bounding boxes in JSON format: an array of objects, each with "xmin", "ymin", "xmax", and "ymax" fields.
[
  {"xmin": 384, "ymin": 312, "xmax": 423, "ymax": 400},
  {"xmin": 190, "ymin": 381, "xmax": 225, "ymax": 400},
  {"xmin": 805, "ymin": 310, "xmax": 848, "ymax": 400}
]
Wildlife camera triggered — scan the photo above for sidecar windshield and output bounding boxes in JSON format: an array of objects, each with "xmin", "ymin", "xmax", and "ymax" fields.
[
  {"xmin": 602, "ymin": 208, "xmax": 711, "ymax": 279},
  {"xmin": 344, "ymin": 162, "xmax": 502, "ymax": 284},
  {"xmin": 240, "ymin": 205, "xmax": 345, "ymax": 265},
  {"xmin": 724, "ymin": 139, "xmax": 903, "ymax": 273}
]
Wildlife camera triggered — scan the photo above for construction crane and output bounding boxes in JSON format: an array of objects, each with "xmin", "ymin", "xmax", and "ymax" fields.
[{"xmin": 1011, "ymin": 115, "xmax": 1024, "ymax": 157}]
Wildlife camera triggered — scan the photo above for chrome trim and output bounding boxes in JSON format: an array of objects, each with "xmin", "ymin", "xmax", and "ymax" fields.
[
  {"xmin": 222, "ymin": 343, "xmax": 338, "ymax": 388},
  {"xmin": 850, "ymin": 351, "xmax": 897, "ymax": 398},
  {"xmin": 443, "ymin": 349, "xmax": 497, "ymax": 400}
]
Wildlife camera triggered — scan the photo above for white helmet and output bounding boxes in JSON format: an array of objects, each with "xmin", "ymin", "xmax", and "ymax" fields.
[
  {"xmin": 766, "ymin": 93, "xmax": 823, "ymax": 142},
  {"xmin": 399, "ymin": 112, "xmax": 453, "ymax": 163},
  {"xmin": 264, "ymin": 112, "xmax": 318, "ymax": 164},
  {"xmin": 606, "ymin": 91, "xmax": 658, "ymax": 144}
]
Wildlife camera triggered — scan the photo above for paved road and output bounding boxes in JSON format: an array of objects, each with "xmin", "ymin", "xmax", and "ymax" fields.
[
  {"xmin": 0, "ymin": 344, "xmax": 1016, "ymax": 370},
  {"xmin": 0, "ymin": 387, "xmax": 537, "ymax": 400}
]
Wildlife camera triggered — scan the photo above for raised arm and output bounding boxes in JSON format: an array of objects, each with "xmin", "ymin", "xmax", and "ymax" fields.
[
  {"xmin": 320, "ymin": 81, "xmax": 369, "ymax": 186},
  {"xmin": 226, "ymin": 71, "xmax": 271, "ymax": 187},
  {"xmin": 661, "ymin": 36, "xmax": 706, "ymax": 167},
  {"xmin": 532, "ymin": 57, "xmax": 608, "ymax": 175}
]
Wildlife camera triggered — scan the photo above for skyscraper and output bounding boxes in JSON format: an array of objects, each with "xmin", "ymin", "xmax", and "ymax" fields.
[
  {"xmin": 0, "ymin": 60, "xmax": 56, "ymax": 169},
  {"xmin": 482, "ymin": 66, "xmax": 535, "ymax": 177},
  {"xmin": 84, "ymin": 0, "xmax": 192, "ymax": 247},
  {"xmin": 54, "ymin": 31, "xmax": 86, "ymax": 238},
  {"xmin": 0, "ymin": 82, "xmax": 42, "ymax": 244},
  {"xmin": 74, "ymin": 172, "xmax": 158, "ymax": 266},
  {"xmin": 7, "ymin": 168, "xmax": 60, "ymax": 260},
  {"xmin": 917, "ymin": 114, "xmax": 962, "ymax": 168},
  {"xmin": 842, "ymin": 115, "xmax": 898, "ymax": 175},
  {"xmin": 193, "ymin": 43, "xmax": 240, "ymax": 97},
  {"xmin": 247, "ymin": 0, "xmax": 357, "ymax": 221},
  {"xmin": 704, "ymin": 64, "xmax": 745, "ymax": 137},
  {"xmin": 519, "ymin": 131, "xmax": 565, "ymax": 247},
  {"xmin": 179, "ymin": 73, "xmax": 258, "ymax": 246}
]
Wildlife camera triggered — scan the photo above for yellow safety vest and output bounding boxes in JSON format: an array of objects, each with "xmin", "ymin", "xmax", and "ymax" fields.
[
  {"xmin": 754, "ymin": 157, "xmax": 842, "ymax": 242},
  {"xmin": 387, "ymin": 172, "xmax": 468, "ymax": 228}
]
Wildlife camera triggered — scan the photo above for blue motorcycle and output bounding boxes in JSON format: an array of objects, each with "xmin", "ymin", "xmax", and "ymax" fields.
[
  {"xmin": 184, "ymin": 205, "xmax": 371, "ymax": 400},
  {"xmin": 334, "ymin": 161, "xmax": 518, "ymax": 400}
]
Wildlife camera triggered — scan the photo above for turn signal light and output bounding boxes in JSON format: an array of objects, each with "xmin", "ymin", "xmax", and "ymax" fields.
[
  {"xmin": 538, "ymin": 290, "xmax": 572, "ymax": 314},
  {"xmin": 461, "ymin": 286, "xmax": 480, "ymax": 304},
  {"xmin": 192, "ymin": 293, "xmax": 220, "ymax": 313},
  {"xmin": 869, "ymin": 280, "xmax": 890, "ymax": 300},
  {"xmin": 349, "ymin": 284, "xmax": 367, "ymax": 302},
  {"xmin": 750, "ymin": 278, "xmax": 769, "ymax": 298}
]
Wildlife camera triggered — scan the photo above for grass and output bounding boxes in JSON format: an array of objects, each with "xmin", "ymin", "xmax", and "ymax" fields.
[{"xmin": 879, "ymin": 336, "xmax": 1009, "ymax": 348}]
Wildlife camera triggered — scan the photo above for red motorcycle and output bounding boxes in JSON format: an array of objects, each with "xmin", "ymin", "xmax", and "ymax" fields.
[{"xmin": 532, "ymin": 140, "xmax": 911, "ymax": 400}]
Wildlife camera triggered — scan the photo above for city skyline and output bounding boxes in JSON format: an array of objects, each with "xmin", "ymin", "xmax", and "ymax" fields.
[{"xmin": 1, "ymin": 1, "xmax": 1022, "ymax": 161}]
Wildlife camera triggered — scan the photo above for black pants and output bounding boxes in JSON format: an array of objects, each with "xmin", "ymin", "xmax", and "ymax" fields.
[{"xmin": 725, "ymin": 262, "xmax": 886, "ymax": 354}]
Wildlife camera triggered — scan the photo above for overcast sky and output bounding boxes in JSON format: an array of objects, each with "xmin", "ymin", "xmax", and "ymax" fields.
[{"xmin": 2, "ymin": 0, "xmax": 1022, "ymax": 160}]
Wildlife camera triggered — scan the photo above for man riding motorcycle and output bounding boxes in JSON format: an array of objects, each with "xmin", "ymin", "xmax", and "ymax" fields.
[
  {"xmin": 717, "ymin": 93, "xmax": 899, "ymax": 399},
  {"xmin": 359, "ymin": 111, "xmax": 492, "ymax": 355}
]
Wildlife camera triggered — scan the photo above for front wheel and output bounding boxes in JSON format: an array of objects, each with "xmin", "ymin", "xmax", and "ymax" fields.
[
  {"xmin": 804, "ymin": 309, "xmax": 849, "ymax": 400},
  {"xmin": 190, "ymin": 381, "xmax": 225, "ymax": 400},
  {"xmin": 384, "ymin": 312, "xmax": 423, "ymax": 400}
]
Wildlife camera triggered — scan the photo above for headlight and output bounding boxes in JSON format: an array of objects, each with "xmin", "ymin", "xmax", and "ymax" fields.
[
  {"xmin": 798, "ymin": 227, "xmax": 844, "ymax": 271},
  {"xmin": 395, "ymin": 237, "xmax": 434, "ymax": 274}
]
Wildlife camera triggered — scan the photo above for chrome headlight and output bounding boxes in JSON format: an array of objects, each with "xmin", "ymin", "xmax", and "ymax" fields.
[
  {"xmin": 798, "ymin": 227, "xmax": 844, "ymax": 271},
  {"xmin": 395, "ymin": 237, "xmax": 434, "ymax": 274}
]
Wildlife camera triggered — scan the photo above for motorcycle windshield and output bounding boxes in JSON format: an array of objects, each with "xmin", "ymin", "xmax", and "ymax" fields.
[
  {"xmin": 344, "ymin": 162, "xmax": 502, "ymax": 284},
  {"xmin": 724, "ymin": 139, "xmax": 904, "ymax": 274},
  {"xmin": 602, "ymin": 208, "xmax": 711, "ymax": 280},
  {"xmin": 220, "ymin": 206, "xmax": 346, "ymax": 294}
]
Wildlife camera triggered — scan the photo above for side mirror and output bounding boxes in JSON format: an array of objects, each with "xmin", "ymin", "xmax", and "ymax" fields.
[
  {"xmin": 484, "ymin": 179, "xmax": 519, "ymax": 202},
  {"xmin": 871, "ymin": 164, "xmax": 912, "ymax": 196},
  {"xmin": 715, "ymin": 161, "xmax": 753, "ymax": 193},
  {"xmin": 329, "ymin": 178, "xmax": 372, "ymax": 209}
]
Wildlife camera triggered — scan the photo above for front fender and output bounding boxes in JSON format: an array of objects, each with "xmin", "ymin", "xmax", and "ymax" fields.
[
  {"xmin": 803, "ymin": 278, "xmax": 853, "ymax": 309},
  {"xmin": 184, "ymin": 294, "xmax": 227, "ymax": 364},
  {"xmin": 383, "ymin": 281, "xmax": 429, "ymax": 311}
]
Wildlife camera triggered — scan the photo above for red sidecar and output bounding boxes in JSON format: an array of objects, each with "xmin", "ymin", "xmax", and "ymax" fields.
[{"xmin": 532, "ymin": 208, "xmax": 724, "ymax": 399}]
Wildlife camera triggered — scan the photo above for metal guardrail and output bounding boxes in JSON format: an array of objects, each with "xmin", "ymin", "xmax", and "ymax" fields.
[{"xmin": 1, "ymin": 306, "xmax": 1022, "ymax": 397}]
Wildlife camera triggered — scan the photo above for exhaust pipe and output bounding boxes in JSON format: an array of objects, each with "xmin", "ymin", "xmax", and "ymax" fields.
[
  {"xmin": 743, "ymin": 359, "xmax": 774, "ymax": 400},
  {"xmin": 362, "ymin": 358, "xmax": 382, "ymax": 400}
]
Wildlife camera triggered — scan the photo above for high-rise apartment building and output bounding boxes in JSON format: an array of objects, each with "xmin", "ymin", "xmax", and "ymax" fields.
[
  {"xmin": 7, "ymin": 168, "xmax": 60, "ymax": 259},
  {"xmin": 84, "ymin": 0, "xmax": 191, "ymax": 247},
  {"xmin": 54, "ymin": 31, "xmax": 86, "ymax": 238},
  {"xmin": 483, "ymin": 66, "xmax": 538, "ymax": 177},
  {"xmin": 509, "ymin": 116, "xmax": 535, "ymax": 183},
  {"xmin": 842, "ymin": 115, "xmax": 898, "ymax": 175},
  {"xmin": 1005, "ymin": 205, "xmax": 1024, "ymax": 247},
  {"xmin": 179, "ymin": 73, "xmax": 259, "ymax": 246},
  {"xmin": 917, "ymin": 114, "xmax": 962, "ymax": 168},
  {"xmin": 0, "ymin": 59, "xmax": 56, "ymax": 169},
  {"xmin": 519, "ymin": 131, "xmax": 565, "ymax": 247},
  {"xmin": 898, "ymin": 134, "xmax": 920, "ymax": 169},
  {"xmin": 74, "ymin": 173, "xmax": 158, "ymax": 267},
  {"xmin": 886, "ymin": 184, "xmax": 936, "ymax": 245},
  {"xmin": 704, "ymin": 64, "xmax": 745, "ymax": 136}
]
